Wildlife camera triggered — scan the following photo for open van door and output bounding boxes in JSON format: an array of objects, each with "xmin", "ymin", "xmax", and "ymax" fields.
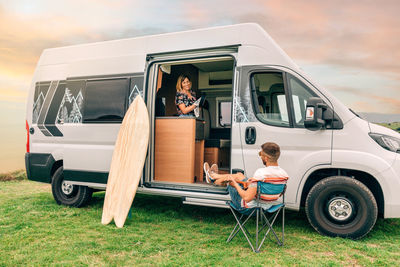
[
  {"xmin": 235, "ymin": 66, "xmax": 333, "ymax": 209},
  {"xmin": 143, "ymin": 47, "xmax": 239, "ymax": 192}
]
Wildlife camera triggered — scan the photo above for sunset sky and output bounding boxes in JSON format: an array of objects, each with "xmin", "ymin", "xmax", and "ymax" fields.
[{"xmin": 1, "ymin": 0, "xmax": 399, "ymax": 172}]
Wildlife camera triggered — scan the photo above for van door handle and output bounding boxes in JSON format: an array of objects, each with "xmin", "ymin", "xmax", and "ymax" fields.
[{"xmin": 245, "ymin": 126, "xmax": 256, "ymax": 144}]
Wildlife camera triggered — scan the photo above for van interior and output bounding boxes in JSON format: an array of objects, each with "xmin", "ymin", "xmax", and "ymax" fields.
[{"xmin": 150, "ymin": 57, "xmax": 234, "ymax": 189}]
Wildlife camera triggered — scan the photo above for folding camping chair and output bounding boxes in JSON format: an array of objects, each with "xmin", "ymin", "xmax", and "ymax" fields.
[{"xmin": 227, "ymin": 181, "xmax": 286, "ymax": 253}]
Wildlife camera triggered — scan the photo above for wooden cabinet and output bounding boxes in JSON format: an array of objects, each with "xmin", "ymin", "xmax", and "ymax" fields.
[
  {"xmin": 154, "ymin": 117, "xmax": 204, "ymax": 183},
  {"xmin": 204, "ymin": 147, "xmax": 230, "ymax": 174},
  {"xmin": 194, "ymin": 140, "xmax": 205, "ymax": 182}
]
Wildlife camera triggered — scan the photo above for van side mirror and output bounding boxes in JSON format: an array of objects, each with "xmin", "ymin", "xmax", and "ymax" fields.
[
  {"xmin": 304, "ymin": 97, "xmax": 327, "ymax": 131},
  {"xmin": 304, "ymin": 97, "xmax": 343, "ymax": 131}
]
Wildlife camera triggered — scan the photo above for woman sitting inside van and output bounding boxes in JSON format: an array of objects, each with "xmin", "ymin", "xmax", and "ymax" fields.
[{"xmin": 175, "ymin": 74, "xmax": 200, "ymax": 117}]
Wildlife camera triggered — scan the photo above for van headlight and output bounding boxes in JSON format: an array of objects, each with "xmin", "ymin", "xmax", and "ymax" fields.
[{"xmin": 369, "ymin": 133, "xmax": 400, "ymax": 153}]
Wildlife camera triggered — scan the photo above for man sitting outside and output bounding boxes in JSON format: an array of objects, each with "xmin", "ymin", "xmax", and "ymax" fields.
[{"xmin": 204, "ymin": 142, "xmax": 288, "ymax": 212}]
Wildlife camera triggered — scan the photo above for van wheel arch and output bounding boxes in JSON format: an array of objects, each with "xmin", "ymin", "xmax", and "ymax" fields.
[
  {"xmin": 50, "ymin": 160, "xmax": 63, "ymax": 183},
  {"xmin": 300, "ymin": 168, "xmax": 384, "ymax": 217},
  {"xmin": 51, "ymin": 166, "xmax": 93, "ymax": 207}
]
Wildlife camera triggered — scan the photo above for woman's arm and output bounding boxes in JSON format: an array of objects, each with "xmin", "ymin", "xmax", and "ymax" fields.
[{"xmin": 178, "ymin": 103, "xmax": 197, "ymax": 114}]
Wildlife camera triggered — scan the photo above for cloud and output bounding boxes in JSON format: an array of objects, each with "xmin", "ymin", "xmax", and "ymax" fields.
[
  {"xmin": 329, "ymin": 84, "xmax": 400, "ymax": 113},
  {"xmin": 0, "ymin": 4, "xmax": 115, "ymax": 102},
  {"xmin": 0, "ymin": 0, "xmax": 398, "ymax": 113},
  {"xmin": 0, "ymin": 6, "xmax": 91, "ymax": 76},
  {"xmin": 236, "ymin": 0, "xmax": 400, "ymax": 80}
]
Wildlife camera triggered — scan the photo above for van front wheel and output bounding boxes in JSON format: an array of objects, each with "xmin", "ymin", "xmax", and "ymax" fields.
[
  {"xmin": 51, "ymin": 167, "xmax": 93, "ymax": 207},
  {"xmin": 305, "ymin": 176, "xmax": 377, "ymax": 239}
]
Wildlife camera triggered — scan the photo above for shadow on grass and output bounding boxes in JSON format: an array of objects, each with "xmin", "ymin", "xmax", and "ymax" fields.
[
  {"xmin": 90, "ymin": 191, "xmax": 313, "ymax": 233},
  {"xmin": 88, "ymin": 190, "xmax": 400, "ymax": 240}
]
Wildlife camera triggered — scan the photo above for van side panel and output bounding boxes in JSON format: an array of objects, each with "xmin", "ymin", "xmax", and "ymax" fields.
[{"xmin": 63, "ymin": 74, "xmax": 145, "ymax": 184}]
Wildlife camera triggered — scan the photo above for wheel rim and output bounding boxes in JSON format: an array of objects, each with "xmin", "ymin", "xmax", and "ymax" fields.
[
  {"xmin": 61, "ymin": 181, "xmax": 74, "ymax": 195},
  {"xmin": 327, "ymin": 196, "xmax": 354, "ymax": 222}
]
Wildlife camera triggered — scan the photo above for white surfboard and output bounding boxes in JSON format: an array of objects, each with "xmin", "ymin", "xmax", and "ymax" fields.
[{"xmin": 101, "ymin": 95, "xmax": 149, "ymax": 228}]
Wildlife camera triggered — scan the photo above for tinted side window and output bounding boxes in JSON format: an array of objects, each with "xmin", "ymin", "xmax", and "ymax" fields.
[
  {"xmin": 251, "ymin": 72, "xmax": 290, "ymax": 127},
  {"xmin": 83, "ymin": 78, "xmax": 129, "ymax": 123},
  {"xmin": 32, "ymin": 81, "xmax": 51, "ymax": 124},
  {"xmin": 288, "ymin": 75, "xmax": 317, "ymax": 127}
]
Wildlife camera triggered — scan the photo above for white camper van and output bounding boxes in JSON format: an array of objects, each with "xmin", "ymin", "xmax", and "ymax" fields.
[{"xmin": 25, "ymin": 23, "xmax": 400, "ymax": 239}]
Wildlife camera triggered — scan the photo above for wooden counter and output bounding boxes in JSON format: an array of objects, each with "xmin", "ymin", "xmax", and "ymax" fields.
[{"xmin": 154, "ymin": 117, "xmax": 201, "ymax": 183}]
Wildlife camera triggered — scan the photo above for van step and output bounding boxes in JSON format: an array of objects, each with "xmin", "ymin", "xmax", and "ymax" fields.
[{"xmin": 182, "ymin": 197, "xmax": 229, "ymax": 209}]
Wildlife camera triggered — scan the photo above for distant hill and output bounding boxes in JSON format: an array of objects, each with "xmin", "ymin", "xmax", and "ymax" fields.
[{"xmin": 358, "ymin": 113, "xmax": 400, "ymax": 123}]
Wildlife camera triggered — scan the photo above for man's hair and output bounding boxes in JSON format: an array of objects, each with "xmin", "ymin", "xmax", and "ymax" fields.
[{"xmin": 261, "ymin": 142, "xmax": 280, "ymax": 162}]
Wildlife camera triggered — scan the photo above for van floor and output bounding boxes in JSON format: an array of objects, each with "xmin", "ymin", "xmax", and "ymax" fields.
[{"xmin": 148, "ymin": 181, "xmax": 228, "ymax": 194}]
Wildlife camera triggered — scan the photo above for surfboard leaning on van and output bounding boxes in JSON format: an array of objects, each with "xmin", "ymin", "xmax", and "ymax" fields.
[{"xmin": 25, "ymin": 23, "xmax": 400, "ymax": 239}]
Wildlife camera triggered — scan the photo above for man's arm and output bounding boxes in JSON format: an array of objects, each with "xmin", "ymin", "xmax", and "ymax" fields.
[{"xmin": 230, "ymin": 180, "xmax": 257, "ymax": 203}]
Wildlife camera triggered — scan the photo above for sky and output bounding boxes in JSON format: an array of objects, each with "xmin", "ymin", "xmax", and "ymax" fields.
[{"xmin": 0, "ymin": 0, "xmax": 399, "ymax": 172}]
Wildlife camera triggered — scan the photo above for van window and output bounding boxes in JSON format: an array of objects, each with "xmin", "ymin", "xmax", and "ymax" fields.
[
  {"xmin": 288, "ymin": 75, "xmax": 317, "ymax": 127},
  {"xmin": 219, "ymin": 101, "xmax": 231, "ymax": 127},
  {"xmin": 251, "ymin": 72, "xmax": 290, "ymax": 127},
  {"xmin": 33, "ymin": 81, "xmax": 51, "ymax": 124},
  {"xmin": 83, "ymin": 78, "xmax": 129, "ymax": 123}
]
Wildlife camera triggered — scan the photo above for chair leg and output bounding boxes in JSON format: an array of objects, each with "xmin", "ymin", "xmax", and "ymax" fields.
[
  {"xmin": 228, "ymin": 206, "xmax": 257, "ymax": 252},
  {"xmin": 256, "ymin": 208, "xmax": 259, "ymax": 250},
  {"xmin": 282, "ymin": 206, "xmax": 285, "ymax": 246},
  {"xmin": 259, "ymin": 210, "xmax": 279, "ymax": 236},
  {"xmin": 227, "ymin": 205, "xmax": 286, "ymax": 252},
  {"xmin": 227, "ymin": 213, "xmax": 244, "ymax": 242},
  {"xmin": 227, "ymin": 209, "xmax": 254, "ymax": 243},
  {"xmin": 257, "ymin": 208, "xmax": 284, "ymax": 250},
  {"xmin": 267, "ymin": 210, "xmax": 283, "ymax": 246},
  {"xmin": 258, "ymin": 212, "xmax": 275, "ymax": 249},
  {"xmin": 227, "ymin": 208, "xmax": 254, "ymax": 243}
]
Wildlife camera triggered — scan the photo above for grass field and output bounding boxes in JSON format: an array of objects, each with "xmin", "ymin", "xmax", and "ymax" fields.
[
  {"xmin": 1, "ymin": 174, "xmax": 400, "ymax": 266},
  {"xmin": 379, "ymin": 122, "xmax": 400, "ymax": 132}
]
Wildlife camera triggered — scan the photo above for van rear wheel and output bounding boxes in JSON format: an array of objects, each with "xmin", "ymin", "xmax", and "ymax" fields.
[
  {"xmin": 305, "ymin": 176, "xmax": 377, "ymax": 240},
  {"xmin": 51, "ymin": 167, "xmax": 93, "ymax": 207}
]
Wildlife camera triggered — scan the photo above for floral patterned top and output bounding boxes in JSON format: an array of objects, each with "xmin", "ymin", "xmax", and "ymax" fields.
[{"xmin": 175, "ymin": 90, "xmax": 196, "ymax": 115}]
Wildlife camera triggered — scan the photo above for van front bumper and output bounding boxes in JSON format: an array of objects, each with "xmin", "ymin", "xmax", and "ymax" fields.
[{"xmin": 25, "ymin": 153, "xmax": 55, "ymax": 183}]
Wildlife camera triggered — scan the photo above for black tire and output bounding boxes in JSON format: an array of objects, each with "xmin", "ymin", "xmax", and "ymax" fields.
[
  {"xmin": 305, "ymin": 176, "xmax": 377, "ymax": 240},
  {"xmin": 51, "ymin": 167, "xmax": 93, "ymax": 207}
]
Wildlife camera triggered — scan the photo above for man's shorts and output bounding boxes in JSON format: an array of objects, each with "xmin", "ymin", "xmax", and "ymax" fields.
[{"xmin": 227, "ymin": 178, "xmax": 252, "ymax": 214}]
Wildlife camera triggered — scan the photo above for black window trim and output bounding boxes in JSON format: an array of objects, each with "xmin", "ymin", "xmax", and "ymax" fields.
[
  {"xmin": 249, "ymin": 70, "xmax": 294, "ymax": 128},
  {"xmin": 82, "ymin": 77, "xmax": 131, "ymax": 124}
]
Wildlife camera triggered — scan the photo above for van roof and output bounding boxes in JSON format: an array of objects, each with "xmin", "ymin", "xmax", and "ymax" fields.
[{"xmin": 38, "ymin": 23, "xmax": 297, "ymax": 69}]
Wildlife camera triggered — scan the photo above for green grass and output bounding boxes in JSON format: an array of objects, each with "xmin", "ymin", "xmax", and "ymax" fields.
[
  {"xmin": 379, "ymin": 122, "xmax": 400, "ymax": 132},
  {"xmin": 1, "ymin": 178, "xmax": 400, "ymax": 266}
]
